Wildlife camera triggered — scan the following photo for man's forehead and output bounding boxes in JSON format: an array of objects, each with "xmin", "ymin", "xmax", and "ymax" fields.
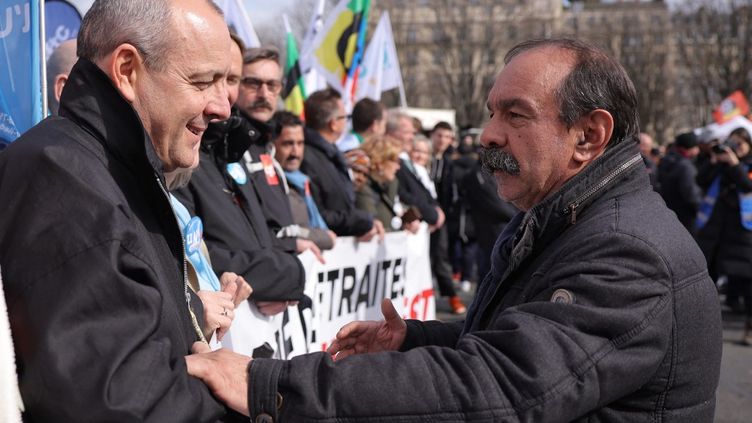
[
  {"xmin": 243, "ymin": 60, "xmax": 281, "ymax": 77},
  {"xmin": 487, "ymin": 47, "xmax": 574, "ymax": 111}
]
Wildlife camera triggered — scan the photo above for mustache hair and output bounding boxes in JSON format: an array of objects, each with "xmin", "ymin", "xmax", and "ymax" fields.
[
  {"xmin": 251, "ymin": 98, "xmax": 274, "ymax": 110},
  {"xmin": 285, "ymin": 155, "xmax": 300, "ymax": 163},
  {"xmin": 479, "ymin": 146, "xmax": 520, "ymax": 175}
]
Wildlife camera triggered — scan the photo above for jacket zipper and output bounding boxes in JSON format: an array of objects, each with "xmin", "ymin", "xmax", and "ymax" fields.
[
  {"xmin": 155, "ymin": 173, "xmax": 208, "ymax": 344},
  {"xmin": 562, "ymin": 153, "xmax": 643, "ymax": 224}
]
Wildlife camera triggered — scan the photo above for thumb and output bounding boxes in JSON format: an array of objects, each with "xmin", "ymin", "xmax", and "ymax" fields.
[
  {"xmin": 311, "ymin": 244, "xmax": 326, "ymax": 264},
  {"xmin": 380, "ymin": 298, "xmax": 401, "ymax": 324},
  {"xmin": 192, "ymin": 341, "xmax": 211, "ymax": 354}
]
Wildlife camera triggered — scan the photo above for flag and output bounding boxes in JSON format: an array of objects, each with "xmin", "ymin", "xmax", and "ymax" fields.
[
  {"xmin": 44, "ymin": 0, "xmax": 81, "ymax": 60},
  {"xmin": 215, "ymin": 0, "xmax": 260, "ymax": 48},
  {"xmin": 308, "ymin": 0, "xmax": 371, "ymax": 101},
  {"xmin": 0, "ymin": 0, "xmax": 44, "ymax": 148},
  {"xmin": 282, "ymin": 14, "xmax": 306, "ymax": 119},
  {"xmin": 300, "ymin": 0, "xmax": 327, "ymax": 94},
  {"xmin": 713, "ymin": 90, "xmax": 749, "ymax": 124},
  {"xmin": 355, "ymin": 12, "xmax": 406, "ymax": 107}
]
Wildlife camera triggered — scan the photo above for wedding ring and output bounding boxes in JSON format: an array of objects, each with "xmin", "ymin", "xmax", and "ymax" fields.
[{"xmin": 221, "ymin": 307, "xmax": 228, "ymax": 316}]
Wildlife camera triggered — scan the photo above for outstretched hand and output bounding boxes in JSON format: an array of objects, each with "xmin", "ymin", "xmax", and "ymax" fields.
[{"xmin": 326, "ymin": 298, "xmax": 406, "ymax": 361}]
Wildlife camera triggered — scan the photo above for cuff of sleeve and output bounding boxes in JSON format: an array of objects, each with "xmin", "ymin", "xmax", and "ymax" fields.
[
  {"xmin": 398, "ymin": 319, "xmax": 426, "ymax": 352},
  {"xmin": 248, "ymin": 358, "xmax": 285, "ymax": 421}
]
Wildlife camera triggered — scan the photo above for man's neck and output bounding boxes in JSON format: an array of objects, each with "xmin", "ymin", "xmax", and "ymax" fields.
[{"xmin": 319, "ymin": 130, "xmax": 339, "ymax": 144}]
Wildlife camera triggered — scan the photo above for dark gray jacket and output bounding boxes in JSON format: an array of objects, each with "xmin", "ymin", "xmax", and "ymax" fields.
[{"xmin": 248, "ymin": 140, "xmax": 722, "ymax": 422}]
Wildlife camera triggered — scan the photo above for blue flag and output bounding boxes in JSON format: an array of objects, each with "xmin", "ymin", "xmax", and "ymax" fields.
[
  {"xmin": 0, "ymin": 0, "xmax": 44, "ymax": 149},
  {"xmin": 44, "ymin": 0, "xmax": 81, "ymax": 60}
]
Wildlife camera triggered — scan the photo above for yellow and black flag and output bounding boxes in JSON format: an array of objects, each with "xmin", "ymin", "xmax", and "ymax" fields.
[
  {"xmin": 283, "ymin": 15, "xmax": 307, "ymax": 119},
  {"xmin": 309, "ymin": 0, "xmax": 371, "ymax": 102}
]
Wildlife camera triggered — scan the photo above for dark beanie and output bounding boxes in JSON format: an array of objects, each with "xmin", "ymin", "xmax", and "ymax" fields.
[{"xmin": 675, "ymin": 132, "xmax": 698, "ymax": 149}]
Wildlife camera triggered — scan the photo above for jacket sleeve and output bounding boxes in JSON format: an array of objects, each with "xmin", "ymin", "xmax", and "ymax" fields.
[
  {"xmin": 723, "ymin": 162, "xmax": 752, "ymax": 192},
  {"xmin": 247, "ymin": 232, "xmax": 676, "ymax": 422},
  {"xmin": 10, "ymin": 242, "xmax": 225, "ymax": 423},
  {"xmin": 309, "ymin": 177, "xmax": 373, "ymax": 237},
  {"xmin": 396, "ymin": 168, "xmax": 439, "ymax": 225}
]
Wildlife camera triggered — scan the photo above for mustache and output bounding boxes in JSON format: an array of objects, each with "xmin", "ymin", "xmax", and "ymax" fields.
[
  {"xmin": 479, "ymin": 146, "xmax": 520, "ymax": 175},
  {"xmin": 285, "ymin": 155, "xmax": 301, "ymax": 163},
  {"xmin": 251, "ymin": 99, "xmax": 274, "ymax": 110}
]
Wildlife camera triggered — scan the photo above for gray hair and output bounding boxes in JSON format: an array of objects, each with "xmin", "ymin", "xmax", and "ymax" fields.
[
  {"xmin": 77, "ymin": 0, "xmax": 222, "ymax": 71},
  {"xmin": 385, "ymin": 111, "xmax": 411, "ymax": 135}
]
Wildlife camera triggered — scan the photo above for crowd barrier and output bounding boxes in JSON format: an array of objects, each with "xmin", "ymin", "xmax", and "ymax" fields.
[{"xmin": 222, "ymin": 224, "xmax": 436, "ymax": 359}]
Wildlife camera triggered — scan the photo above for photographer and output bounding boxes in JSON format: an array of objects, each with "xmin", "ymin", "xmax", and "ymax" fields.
[{"xmin": 696, "ymin": 127, "xmax": 752, "ymax": 345}]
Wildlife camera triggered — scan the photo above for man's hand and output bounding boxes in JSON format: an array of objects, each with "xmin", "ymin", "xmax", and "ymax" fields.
[
  {"xmin": 186, "ymin": 342, "xmax": 251, "ymax": 416},
  {"xmin": 327, "ymin": 230, "xmax": 338, "ymax": 247},
  {"xmin": 358, "ymin": 219, "xmax": 386, "ymax": 242},
  {"xmin": 326, "ymin": 299, "xmax": 406, "ymax": 361},
  {"xmin": 714, "ymin": 145, "xmax": 740, "ymax": 166},
  {"xmin": 219, "ymin": 272, "xmax": 253, "ymax": 308},
  {"xmin": 429, "ymin": 207, "xmax": 446, "ymax": 233},
  {"xmin": 255, "ymin": 300, "xmax": 297, "ymax": 316},
  {"xmin": 197, "ymin": 283, "xmax": 236, "ymax": 341},
  {"xmin": 297, "ymin": 238, "xmax": 325, "ymax": 264}
]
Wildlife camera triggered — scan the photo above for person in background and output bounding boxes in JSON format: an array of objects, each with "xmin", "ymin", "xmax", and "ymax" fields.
[
  {"xmin": 45, "ymin": 39, "xmax": 78, "ymax": 116},
  {"xmin": 357, "ymin": 136, "xmax": 420, "ymax": 233},
  {"xmin": 344, "ymin": 148, "xmax": 371, "ymax": 193},
  {"xmin": 301, "ymin": 88, "xmax": 384, "ymax": 240},
  {"xmin": 336, "ymin": 98, "xmax": 387, "ymax": 152},
  {"xmin": 696, "ymin": 126, "xmax": 752, "ymax": 345},
  {"xmin": 639, "ymin": 132, "xmax": 659, "ymax": 190},
  {"xmin": 658, "ymin": 132, "xmax": 702, "ymax": 234},
  {"xmin": 272, "ymin": 111, "xmax": 336, "ymax": 251},
  {"xmin": 186, "ymin": 38, "xmax": 721, "ymax": 423},
  {"xmin": 409, "ymin": 135, "xmax": 437, "ymax": 199}
]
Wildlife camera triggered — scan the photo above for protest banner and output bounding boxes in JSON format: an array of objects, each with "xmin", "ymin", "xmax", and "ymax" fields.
[{"xmin": 225, "ymin": 225, "xmax": 435, "ymax": 359}]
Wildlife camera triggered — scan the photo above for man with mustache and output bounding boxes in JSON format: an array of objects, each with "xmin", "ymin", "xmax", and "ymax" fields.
[
  {"xmin": 186, "ymin": 38, "xmax": 722, "ymax": 422},
  {"xmin": 273, "ymin": 111, "xmax": 336, "ymax": 251}
]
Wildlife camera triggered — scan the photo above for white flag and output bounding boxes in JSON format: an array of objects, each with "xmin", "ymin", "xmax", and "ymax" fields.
[
  {"xmin": 355, "ymin": 12, "xmax": 406, "ymax": 107},
  {"xmin": 216, "ymin": 0, "xmax": 261, "ymax": 49},
  {"xmin": 300, "ymin": 0, "xmax": 327, "ymax": 95}
]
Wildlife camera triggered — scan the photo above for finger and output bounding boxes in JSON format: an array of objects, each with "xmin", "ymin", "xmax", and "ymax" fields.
[
  {"xmin": 311, "ymin": 244, "xmax": 326, "ymax": 264},
  {"xmin": 333, "ymin": 348, "xmax": 356, "ymax": 361},
  {"xmin": 219, "ymin": 272, "xmax": 238, "ymax": 289},
  {"xmin": 222, "ymin": 277, "xmax": 239, "ymax": 298},
  {"xmin": 381, "ymin": 298, "xmax": 401, "ymax": 324},
  {"xmin": 234, "ymin": 277, "xmax": 253, "ymax": 306},
  {"xmin": 192, "ymin": 341, "xmax": 211, "ymax": 354},
  {"xmin": 335, "ymin": 321, "xmax": 366, "ymax": 340}
]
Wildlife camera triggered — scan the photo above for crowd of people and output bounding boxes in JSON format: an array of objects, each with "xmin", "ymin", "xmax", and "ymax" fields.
[
  {"xmin": 0, "ymin": 0, "xmax": 725, "ymax": 422},
  {"xmin": 645, "ymin": 126, "xmax": 752, "ymax": 345}
]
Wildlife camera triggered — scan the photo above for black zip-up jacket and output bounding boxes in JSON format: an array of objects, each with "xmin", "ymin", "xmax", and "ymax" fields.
[
  {"xmin": 247, "ymin": 140, "xmax": 721, "ymax": 422},
  {"xmin": 174, "ymin": 110, "xmax": 304, "ymax": 301},
  {"xmin": 236, "ymin": 111, "xmax": 297, "ymax": 252},
  {"xmin": 0, "ymin": 59, "xmax": 228, "ymax": 422},
  {"xmin": 300, "ymin": 128, "xmax": 373, "ymax": 236}
]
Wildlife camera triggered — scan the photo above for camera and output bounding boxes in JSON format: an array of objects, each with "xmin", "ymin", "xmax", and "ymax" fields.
[{"xmin": 712, "ymin": 138, "xmax": 736, "ymax": 154}]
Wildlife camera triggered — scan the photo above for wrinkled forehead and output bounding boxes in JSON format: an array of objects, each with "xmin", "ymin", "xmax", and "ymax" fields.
[{"xmin": 488, "ymin": 47, "xmax": 575, "ymax": 112}]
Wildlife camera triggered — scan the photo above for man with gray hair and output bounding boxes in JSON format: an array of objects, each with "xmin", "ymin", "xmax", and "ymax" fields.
[{"xmin": 0, "ymin": 0, "xmax": 237, "ymax": 421}]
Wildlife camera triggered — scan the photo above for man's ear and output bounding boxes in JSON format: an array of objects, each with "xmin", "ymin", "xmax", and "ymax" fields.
[
  {"xmin": 105, "ymin": 44, "xmax": 142, "ymax": 103},
  {"xmin": 53, "ymin": 74, "xmax": 68, "ymax": 104},
  {"xmin": 573, "ymin": 109, "xmax": 614, "ymax": 164}
]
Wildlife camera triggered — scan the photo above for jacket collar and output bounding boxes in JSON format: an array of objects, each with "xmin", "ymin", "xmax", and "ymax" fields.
[
  {"xmin": 58, "ymin": 58, "xmax": 165, "ymax": 179},
  {"xmin": 503, "ymin": 139, "xmax": 645, "ymax": 278}
]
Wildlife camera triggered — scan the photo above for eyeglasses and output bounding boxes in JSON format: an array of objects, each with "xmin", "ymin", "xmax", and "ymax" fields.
[
  {"xmin": 240, "ymin": 77, "xmax": 283, "ymax": 94},
  {"xmin": 335, "ymin": 114, "xmax": 351, "ymax": 121}
]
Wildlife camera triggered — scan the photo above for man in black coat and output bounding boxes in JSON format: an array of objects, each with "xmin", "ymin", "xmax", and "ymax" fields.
[
  {"xmin": 658, "ymin": 132, "xmax": 702, "ymax": 234},
  {"xmin": 0, "ymin": 1, "xmax": 242, "ymax": 421},
  {"xmin": 300, "ymin": 88, "xmax": 384, "ymax": 239},
  {"xmin": 187, "ymin": 38, "xmax": 721, "ymax": 423}
]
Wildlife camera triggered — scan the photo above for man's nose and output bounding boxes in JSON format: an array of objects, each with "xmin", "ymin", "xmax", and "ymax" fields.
[{"xmin": 207, "ymin": 81, "xmax": 231, "ymax": 121}]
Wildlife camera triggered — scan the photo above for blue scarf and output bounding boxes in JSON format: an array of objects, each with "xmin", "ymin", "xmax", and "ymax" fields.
[
  {"xmin": 697, "ymin": 164, "xmax": 752, "ymax": 231},
  {"xmin": 285, "ymin": 170, "xmax": 329, "ymax": 230}
]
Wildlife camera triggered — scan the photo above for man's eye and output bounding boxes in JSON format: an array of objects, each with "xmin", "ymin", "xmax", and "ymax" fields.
[{"xmin": 194, "ymin": 81, "xmax": 212, "ymax": 90}]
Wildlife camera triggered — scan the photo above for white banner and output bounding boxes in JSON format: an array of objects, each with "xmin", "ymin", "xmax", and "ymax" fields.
[{"xmin": 225, "ymin": 225, "xmax": 435, "ymax": 359}]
